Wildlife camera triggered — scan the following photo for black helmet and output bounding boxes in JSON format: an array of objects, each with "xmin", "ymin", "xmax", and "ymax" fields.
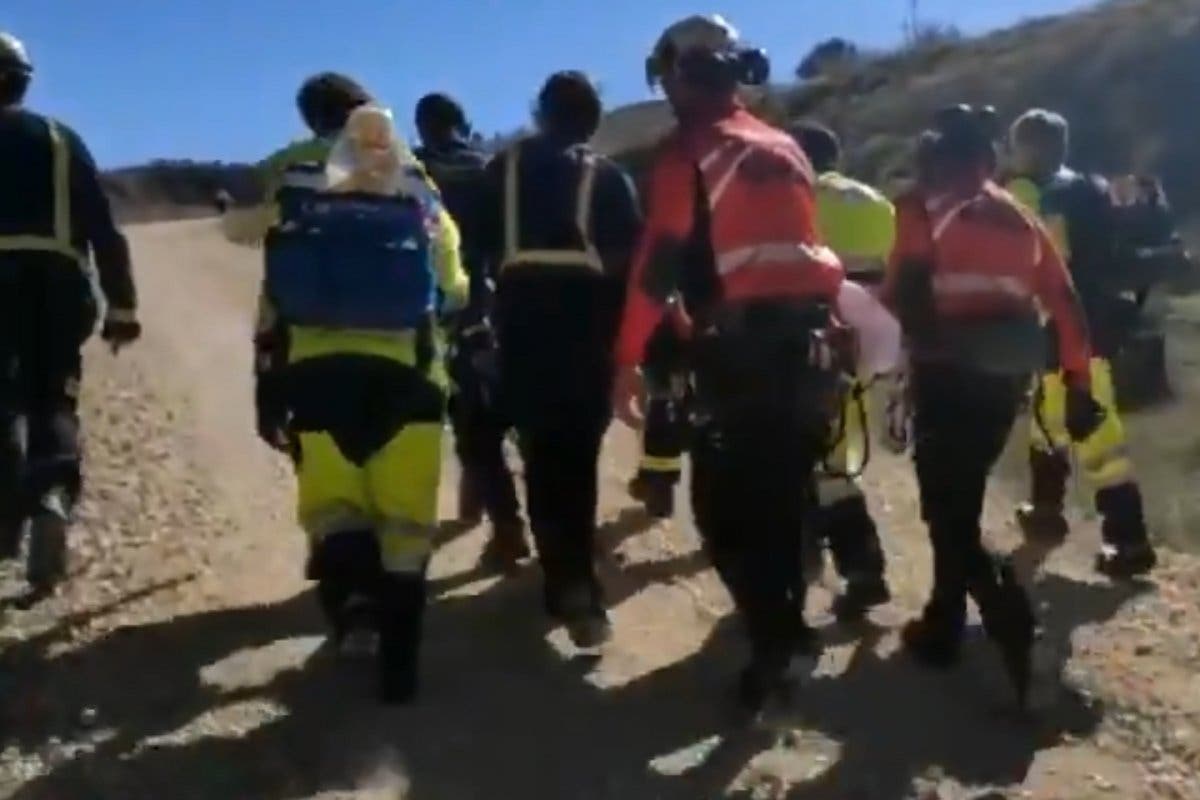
[
  {"xmin": 0, "ymin": 32, "xmax": 33, "ymax": 75},
  {"xmin": 645, "ymin": 15, "xmax": 769, "ymax": 90},
  {"xmin": 931, "ymin": 104, "xmax": 999, "ymax": 164}
]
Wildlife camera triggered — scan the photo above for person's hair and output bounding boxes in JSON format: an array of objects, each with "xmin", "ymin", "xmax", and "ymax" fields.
[
  {"xmin": 792, "ymin": 122, "xmax": 840, "ymax": 173},
  {"xmin": 296, "ymin": 72, "xmax": 372, "ymax": 138},
  {"xmin": 0, "ymin": 69, "xmax": 30, "ymax": 106},
  {"xmin": 931, "ymin": 104, "xmax": 998, "ymax": 176},
  {"xmin": 1010, "ymin": 108, "xmax": 1070, "ymax": 165},
  {"xmin": 414, "ymin": 93, "xmax": 468, "ymax": 142},
  {"xmin": 537, "ymin": 71, "xmax": 602, "ymax": 142}
]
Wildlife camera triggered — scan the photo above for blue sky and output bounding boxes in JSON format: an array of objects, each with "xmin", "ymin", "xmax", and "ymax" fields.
[{"xmin": 6, "ymin": 0, "xmax": 1095, "ymax": 167}]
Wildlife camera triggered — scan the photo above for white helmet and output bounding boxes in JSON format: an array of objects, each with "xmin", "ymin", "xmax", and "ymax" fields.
[
  {"xmin": 0, "ymin": 32, "xmax": 32, "ymax": 74},
  {"xmin": 645, "ymin": 14, "xmax": 768, "ymax": 88}
]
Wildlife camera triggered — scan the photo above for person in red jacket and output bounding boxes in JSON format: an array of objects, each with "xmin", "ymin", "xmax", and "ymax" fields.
[
  {"xmin": 613, "ymin": 14, "xmax": 846, "ymax": 713},
  {"xmin": 884, "ymin": 106, "xmax": 1100, "ymax": 705}
]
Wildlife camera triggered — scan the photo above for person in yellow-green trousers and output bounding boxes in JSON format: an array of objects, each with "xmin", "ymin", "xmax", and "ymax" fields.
[
  {"xmin": 247, "ymin": 73, "xmax": 469, "ymax": 704},
  {"xmin": 1006, "ymin": 109, "xmax": 1157, "ymax": 579},
  {"xmin": 792, "ymin": 122, "xmax": 894, "ymax": 621}
]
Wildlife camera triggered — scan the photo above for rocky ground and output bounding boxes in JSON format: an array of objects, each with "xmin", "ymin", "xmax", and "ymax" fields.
[{"xmin": 1, "ymin": 219, "xmax": 1198, "ymax": 799}]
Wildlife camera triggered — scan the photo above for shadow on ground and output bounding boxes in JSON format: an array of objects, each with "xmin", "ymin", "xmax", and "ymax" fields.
[{"xmin": 0, "ymin": 522, "xmax": 1151, "ymax": 799}]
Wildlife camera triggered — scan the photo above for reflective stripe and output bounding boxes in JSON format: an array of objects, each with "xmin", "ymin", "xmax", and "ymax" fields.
[
  {"xmin": 638, "ymin": 454, "xmax": 683, "ymax": 473},
  {"xmin": 932, "ymin": 273, "xmax": 1032, "ymax": 301},
  {"xmin": 816, "ymin": 474, "xmax": 864, "ymax": 507},
  {"xmin": 707, "ymin": 144, "xmax": 753, "ymax": 210},
  {"xmin": 303, "ymin": 507, "xmax": 375, "ymax": 540},
  {"xmin": 378, "ymin": 520, "xmax": 434, "ymax": 574},
  {"xmin": 279, "ymin": 164, "xmax": 329, "ymax": 191},
  {"xmin": 105, "ymin": 308, "xmax": 138, "ymax": 324},
  {"xmin": 715, "ymin": 241, "xmax": 840, "ymax": 277},
  {"xmin": 501, "ymin": 145, "xmax": 603, "ymax": 273},
  {"xmin": 0, "ymin": 120, "xmax": 85, "ymax": 263}
]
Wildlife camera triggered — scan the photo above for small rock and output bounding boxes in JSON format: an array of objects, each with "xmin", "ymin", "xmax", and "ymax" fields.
[
  {"xmin": 1135, "ymin": 643, "xmax": 1154, "ymax": 657},
  {"xmin": 78, "ymin": 706, "xmax": 98, "ymax": 728}
]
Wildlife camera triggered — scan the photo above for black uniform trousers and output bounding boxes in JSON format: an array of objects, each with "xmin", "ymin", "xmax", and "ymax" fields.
[
  {"xmin": 911, "ymin": 361, "xmax": 1026, "ymax": 634},
  {"xmin": 0, "ymin": 258, "xmax": 96, "ymax": 529},
  {"xmin": 687, "ymin": 302, "xmax": 835, "ymax": 672},
  {"xmin": 448, "ymin": 344, "xmax": 521, "ymax": 526},
  {"xmin": 518, "ymin": 414, "xmax": 609, "ymax": 613}
]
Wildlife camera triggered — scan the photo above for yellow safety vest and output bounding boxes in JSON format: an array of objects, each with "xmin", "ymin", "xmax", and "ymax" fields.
[
  {"xmin": 0, "ymin": 120, "xmax": 85, "ymax": 264},
  {"xmin": 501, "ymin": 144, "xmax": 603, "ymax": 273}
]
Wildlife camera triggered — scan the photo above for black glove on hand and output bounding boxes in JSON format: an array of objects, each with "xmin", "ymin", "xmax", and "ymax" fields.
[
  {"xmin": 1065, "ymin": 385, "xmax": 1106, "ymax": 442},
  {"xmin": 255, "ymin": 373, "xmax": 290, "ymax": 453},
  {"xmin": 101, "ymin": 318, "xmax": 142, "ymax": 353}
]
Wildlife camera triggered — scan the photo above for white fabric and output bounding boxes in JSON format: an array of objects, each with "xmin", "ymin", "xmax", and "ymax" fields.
[
  {"xmin": 326, "ymin": 105, "xmax": 420, "ymax": 196},
  {"xmin": 835, "ymin": 280, "xmax": 902, "ymax": 377}
]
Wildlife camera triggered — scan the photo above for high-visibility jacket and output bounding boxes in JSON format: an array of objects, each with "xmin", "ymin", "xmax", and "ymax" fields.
[
  {"xmin": 887, "ymin": 181, "xmax": 1092, "ymax": 384},
  {"xmin": 0, "ymin": 108, "xmax": 136, "ymax": 322},
  {"xmin": 815, "ymin": 171, "xmax": 895, "ymax": 281},
  {"xmin": 616, "ymin": 104, "xmax": 843, "ymax": 366}
]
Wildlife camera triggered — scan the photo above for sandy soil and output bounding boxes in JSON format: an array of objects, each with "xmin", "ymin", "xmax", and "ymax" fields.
[{"xmin": 1, "ymin": 219, "xmax": 1198, "ymax": 800}]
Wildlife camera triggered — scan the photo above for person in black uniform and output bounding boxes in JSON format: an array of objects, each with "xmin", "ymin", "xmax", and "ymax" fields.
[
  {"xmin": 0, "ymin": 32, "xmax": 141, "ymax": 594},
  {"xmin": 479, "ymin": 71, "xmax": 642, "ymax": 647},
  {"xmin": 414, "ymin": 93, "xmax": 527, "ymax": 570},
  {"xmin": 626, "ymin": 304, "xmax": 689, "ymax": 520}
]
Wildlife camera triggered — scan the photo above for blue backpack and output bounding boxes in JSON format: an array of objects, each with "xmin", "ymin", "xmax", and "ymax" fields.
[{"xmin": 265, "ymin": 186, "xmax": 437, "ymax": 330}]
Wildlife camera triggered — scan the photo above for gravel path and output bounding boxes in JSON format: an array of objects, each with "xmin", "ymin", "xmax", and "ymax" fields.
[{"xmin": 1, "ymin": 219, "xmax": 1197, "ymax": 800}]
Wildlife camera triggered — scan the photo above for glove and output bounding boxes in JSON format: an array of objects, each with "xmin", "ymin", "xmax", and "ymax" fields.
[
  {"xmin": 255, "ymin": 373, "xmax": 291, "ymax": 453},
  {"xmin": 1065, "ymin": 384, "xmax": 1106, "ymax": 442},
  {"xmin": 101, "ymin": 317, "xmax": 142, "ymax": 353}
]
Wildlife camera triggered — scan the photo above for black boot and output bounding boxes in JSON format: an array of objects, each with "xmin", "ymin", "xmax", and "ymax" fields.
[
  {"xmin": 977, "ymin": 557, "xmax": 1037, "ymax": 707},
  {"xmin": 628, "ymin": 472, "xmax": 676, "ymax": 519},
  {"xmin": 901, "ymin": 610, "xmax": 964, "ymax": 669},
  {"xmin": 1015, "ymin": 449, "xmax": 1070, "ymax": 545},
  {"xmin": 377, "ymin": 574, "xmax": 427, "ymax": 705},
  {"xmin": 552, "ymin": 580, "xmax": 611, "ymax": 649},
  {"xmin": 479, "ymin": 518, "xmax": 531, "ymax": 573},
  {"xmin": 824, "ymin": 496, "xmax": 891, "ymax": 622},
  {"xmin": 1095, "ymin": 483, "xmax": 1157, "ymax": 578},
  {"xmin": 26, "ymin": 488, "xmax": 71, "ymax": 594},
  {"xmin": 457, "ymin": 471, "xmax": 484, "ymax": 526},
  {"xmin": 0, "ymin": 516, "xmax": 25, "ymax": 561}
]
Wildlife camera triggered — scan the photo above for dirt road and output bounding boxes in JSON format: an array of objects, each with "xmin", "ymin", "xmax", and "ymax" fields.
[{"xmin": 1, "ymin": 219, "xmax": 1198, "ymax": 799}]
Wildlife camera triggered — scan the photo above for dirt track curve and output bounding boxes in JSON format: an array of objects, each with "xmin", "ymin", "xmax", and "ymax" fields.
[{"xmin": 1, "ymin": 219, "xmax": 1199, "ymax": 800}]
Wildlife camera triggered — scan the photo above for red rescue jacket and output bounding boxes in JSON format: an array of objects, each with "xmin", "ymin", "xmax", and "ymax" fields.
[{"xmin": 615, "ymin": 103, "xmax": 843, "ymax": 366}]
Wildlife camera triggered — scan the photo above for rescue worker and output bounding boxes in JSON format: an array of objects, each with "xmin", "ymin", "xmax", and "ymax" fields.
[
  {"xmin": 614, "ymin": 15, "xmax": 847, "ymax": 712},
  {"xmin": 0, "ymin": 31, "xmax": 141, "ymax": 594},
  {"xmin": 886, "ymin": 106, "xmax": 1099, "ymax": 705},
  {"xmin": 1006, "ymin": 109, "xmax": 1158, "ymax": 578},
  {"xmin": 253, "ymin": 74, "xmax": 469, "ymax": 704},
  {"xmin": 479, "ymin": 71, "xmax": 641, "ymax": 648},
  {"xmin": 626, "ymin": 304, "xmax": 689, "ymax": 519},
  {"xmin": 413, "ymin": 93, "xmax": 527, "ymax": 569},
  {"xmin": 791, "ymin": 121, "xmax": 894, "ymax": 621}
]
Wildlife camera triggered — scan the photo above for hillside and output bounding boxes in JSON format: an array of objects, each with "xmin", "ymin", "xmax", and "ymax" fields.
[
  {"xmin": 101, "ymin": 161, "xmax": 259, "ymax": 224},
  {"xmin": 605, "ymin": 0, "xmax": 1200, "ymax": 239}
]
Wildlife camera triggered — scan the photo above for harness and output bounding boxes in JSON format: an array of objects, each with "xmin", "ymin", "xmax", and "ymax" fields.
[
  {"xmin": 0, "ymin": 120, "xmax": 85, "ymax": 264},
  {"xmin": 500, "ymin": 144, "xmax": 603, "ymax": 273}
]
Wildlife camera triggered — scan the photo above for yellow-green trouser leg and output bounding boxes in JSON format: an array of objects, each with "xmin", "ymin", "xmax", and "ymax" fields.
[
  {"xmin": 814, "ymin": 383, "xmax": 888, "ymax": 617},
  {"xmin": 1028, "ymin": 358, "xmax": 1153, "ymax": 573},
  {"xmin": 295, "ymin": 419, "xmax": 444, "ymax": 703}
]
